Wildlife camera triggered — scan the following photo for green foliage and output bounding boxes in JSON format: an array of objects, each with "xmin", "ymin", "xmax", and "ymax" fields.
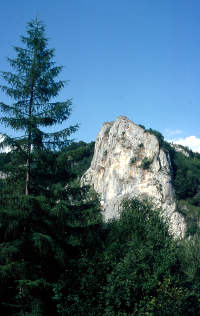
[
  {"xmin": 140, "ymin": 156, "xmax": 153, "ymax": 170},
  {"xmin": 0, "ymin": 18, "xmax": 78, "ymax": 150},
  {"xmin": 102, "ymin": 199, "xmax": 186, "ymax": 315},
  {"xmin": 130, "ymin": 156, "xmax": 137, "ymax": 164},
  {"xmin": 0, "ymin": 140, "xmax": 95, "ymax": 204},
  {"xmin": 60, "ymin": 141, "xmax": 95, "ymax": 178},
  {"xmin": 2, "ymin": 167, "xmax": 200, "ymax": 315},
  {"xmin": 138, "ymin": 142, "xmax": 144, "ymax": 148},
  {"xmin": 177, "ymin": 200, "xmax": 200, "ymax": 237},
  {"xmin": 173, "ymin": 151, "xmax": 200, "ymax": 202},
  {"xmin": 138, "ymin": 124, "xmax": 145, "ymax": 130},
  {"xmin": 0, "ymin": 18, "xmax": 78, "ymax": 195},
  {"xmin": 0, "ymin": 152, "xmax": 11, "ymax": 171},
  {"xmin": 0, "ymin": 185, "xmax": 103, "ymax": 315}
]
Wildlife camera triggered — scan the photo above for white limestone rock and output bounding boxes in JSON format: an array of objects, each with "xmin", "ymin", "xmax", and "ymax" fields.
[{"xmin": 82, "ymin": 116, "xmax": 186, "ymax": 238}]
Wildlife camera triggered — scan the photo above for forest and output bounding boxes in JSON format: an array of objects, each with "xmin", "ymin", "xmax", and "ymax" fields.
[{"xmin": 1, "ymin": 18, "xmax": 200, "ymax": 315}]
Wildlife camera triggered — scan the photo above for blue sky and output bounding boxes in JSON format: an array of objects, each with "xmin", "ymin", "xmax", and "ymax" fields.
[{"xmin": 1, "ymin": 1, "xmax": 200, "ymax": 151}]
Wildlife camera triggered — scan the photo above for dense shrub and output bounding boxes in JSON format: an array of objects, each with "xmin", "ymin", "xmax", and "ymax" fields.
[{"xmin": 141, "ymin": 157, "xmax": 153, "ymax": 170}]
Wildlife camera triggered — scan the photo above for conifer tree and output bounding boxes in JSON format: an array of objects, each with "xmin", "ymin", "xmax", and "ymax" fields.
[{"xmin": 0, "ymin": 18, "xmax": 78, "ymax": 195}]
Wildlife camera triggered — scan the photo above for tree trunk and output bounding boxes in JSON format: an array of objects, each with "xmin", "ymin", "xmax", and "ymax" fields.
[
  {"xmin": 25, "ymin": 137, "xmax": 31, "ymax": 196},
  {"xmin": 25, "ymin": 47, "xmax": 37, "ymax": 196},
  {"xmin": 25, "ymin": 91, "xmax": 34, "ymax": 196}
]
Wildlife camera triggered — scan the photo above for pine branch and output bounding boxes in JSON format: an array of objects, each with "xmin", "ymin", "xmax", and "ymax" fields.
[
  {"xmin": 0, "ymin": 134, "xmax": 27, "ymax": 157},
  {"xmin": 0, "ymin": 102, "xmax": 29, "ymax": 117},
  {"xmin": 42, "ymin": 125, "xmax": 79, "ymax": 149}
]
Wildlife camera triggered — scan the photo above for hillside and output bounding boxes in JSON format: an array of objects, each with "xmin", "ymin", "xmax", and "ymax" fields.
[
  {"xmin": 1, "ymin": 121, "xmax": 200, "ymax": 314},
  {"xmin": 1, "ymin": 119, "xmax": 200, "ymax": 238}
]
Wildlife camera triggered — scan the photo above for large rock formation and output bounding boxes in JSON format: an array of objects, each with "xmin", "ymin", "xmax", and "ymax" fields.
[{"xmin": 82, "ymin": 116, "xmax": 186, "ymax": 238}]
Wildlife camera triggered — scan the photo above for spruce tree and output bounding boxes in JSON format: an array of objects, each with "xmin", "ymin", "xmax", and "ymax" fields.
[{"xmin": 0, "ymin": 18, "xmax": 78, "ymax": 195}]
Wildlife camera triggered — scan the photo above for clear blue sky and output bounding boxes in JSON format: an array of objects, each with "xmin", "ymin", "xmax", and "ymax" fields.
[{"xmin": 1, "ymin": 0, "xmax": 200, "ymax": 149}]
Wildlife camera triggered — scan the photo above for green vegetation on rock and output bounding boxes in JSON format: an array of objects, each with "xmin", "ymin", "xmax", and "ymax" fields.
[{"xmin": 141, "ymin": 156, "xmax": 153, "ymax": 170}]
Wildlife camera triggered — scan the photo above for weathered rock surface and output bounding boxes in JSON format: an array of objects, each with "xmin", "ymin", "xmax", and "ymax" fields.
[{"xmin": 82, "ymin": 116, "xmax": 186, "ymax": 238}]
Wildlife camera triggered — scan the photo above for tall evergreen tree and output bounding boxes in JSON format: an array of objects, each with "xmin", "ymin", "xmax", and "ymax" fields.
[{"xmin": 0, "ymin": 18, "xmax": 78, "ymax": 195}]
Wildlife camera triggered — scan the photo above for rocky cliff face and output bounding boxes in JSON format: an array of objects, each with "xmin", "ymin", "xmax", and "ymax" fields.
[{"xmin": 82, "ymin": 116, "xmax": 186, "ymax": 238}]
